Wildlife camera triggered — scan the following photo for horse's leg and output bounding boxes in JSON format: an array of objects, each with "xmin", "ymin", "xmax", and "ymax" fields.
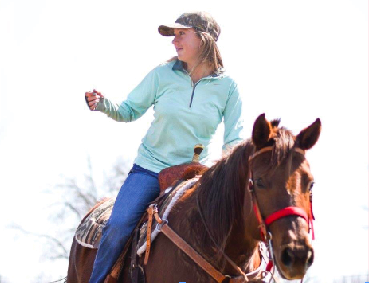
[{"xmin": 67, "ymin": 238, "xmax": 97, "ymax": 283}]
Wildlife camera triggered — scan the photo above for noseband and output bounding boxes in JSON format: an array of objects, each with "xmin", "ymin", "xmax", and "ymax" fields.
[{"xmin": 248, "ymin": 146, "xmax": 315, "ymax": 274}]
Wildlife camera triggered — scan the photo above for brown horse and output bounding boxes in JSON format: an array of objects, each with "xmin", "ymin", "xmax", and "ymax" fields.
[{"xmin": 67, "ymin": 113, "xmax": 321, "ymax": 282}]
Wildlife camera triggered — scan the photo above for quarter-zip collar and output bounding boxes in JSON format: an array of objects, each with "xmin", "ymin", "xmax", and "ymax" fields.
[
  {"xmin": 172, "ymin": 59, "xmax": 186, "ymax": 72},
  {"xmin": 172, "ymin": 59, "xmax": 225, "ymax": 79},
  {"xmin": 172, "ymin": 59, "xmax": 226, "ymax": 108}
]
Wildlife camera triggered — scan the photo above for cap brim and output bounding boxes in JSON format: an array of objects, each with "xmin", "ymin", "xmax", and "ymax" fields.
[{"xmin": 158, "ymin": 23, "xmax": 192, "ymax": 36}]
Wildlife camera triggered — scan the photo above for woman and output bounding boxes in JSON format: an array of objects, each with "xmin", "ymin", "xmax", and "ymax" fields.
[{"xmin": 85, "ymin": 11, "xmax": 245, "ymax": 283}]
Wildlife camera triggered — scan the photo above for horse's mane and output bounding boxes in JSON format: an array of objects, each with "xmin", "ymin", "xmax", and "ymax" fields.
[
  {"xmin": 195, "ymin": 119, "xmax": 296, "ymax": 252},
  {"xmin": 196, "ymin": 141, "xmax": 253, "ymax": 252}
]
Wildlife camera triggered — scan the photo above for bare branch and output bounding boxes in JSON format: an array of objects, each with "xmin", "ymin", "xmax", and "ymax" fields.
[
  {"xmin": 9, "ymin": 224, "xmax": 69, "ymax": 259},
  {"xmin": 64, "ymin": 202, "xmax": 83, "ymax": 219},
  {"xmin": 15, "ymin": 155, "xmax": 130, "ymax": 264}
]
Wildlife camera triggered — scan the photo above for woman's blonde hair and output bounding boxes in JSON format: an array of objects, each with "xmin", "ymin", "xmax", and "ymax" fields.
[{"xmin": 196, "ymin": 31, "xmax": 223, "ymax": 72}]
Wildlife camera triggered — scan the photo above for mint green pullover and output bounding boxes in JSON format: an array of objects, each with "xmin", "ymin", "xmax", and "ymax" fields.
[{"xmin": 96, "ymin": 59, "xmax": 245, "ymax": 173}]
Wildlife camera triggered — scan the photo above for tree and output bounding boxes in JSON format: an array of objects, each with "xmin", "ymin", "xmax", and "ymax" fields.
[
  {"xmin": 49, "ymin": 155, "xmax": 130, "ymax": 259},
  {"xmin": 10, "ymin": 155, "xmax": 130, "ymax": 281}
]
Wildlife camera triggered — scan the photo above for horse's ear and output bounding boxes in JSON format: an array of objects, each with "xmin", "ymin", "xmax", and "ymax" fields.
[
  {"xmin": 252, "ymin": 114, "xmax": 272, "ymax": 149},
  {"xmin": 296, "ymin": 118, "xmax": 321, "ymax": 150}
]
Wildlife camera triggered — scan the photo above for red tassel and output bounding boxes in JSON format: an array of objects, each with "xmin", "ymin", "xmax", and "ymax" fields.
[{"xmin": 266, "ymin": 261, "xmax": 273, "ymax": 272}]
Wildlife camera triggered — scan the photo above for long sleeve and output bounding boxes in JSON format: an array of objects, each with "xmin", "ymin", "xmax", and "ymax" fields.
[
  {"xmin": 91, "ymin": 59, "xmax": 246, "ymax": 173},
  {"xmin": 95, "ymin": 68, "xmax": 159, "ymax": 122},
  {"xmin": 222, "ymin": 82, "xmax": 245, "ymax": 152}
]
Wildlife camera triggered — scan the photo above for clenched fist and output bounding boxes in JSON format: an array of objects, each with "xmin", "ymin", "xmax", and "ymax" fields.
[{"xmin": 85, "ymin": 89, "xmax": 104, "ymax": 111}]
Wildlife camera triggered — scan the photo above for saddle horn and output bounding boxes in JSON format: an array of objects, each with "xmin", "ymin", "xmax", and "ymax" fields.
[{"xmin": 192, "ymin": 144, "xmax": 204, "ymax": 163}]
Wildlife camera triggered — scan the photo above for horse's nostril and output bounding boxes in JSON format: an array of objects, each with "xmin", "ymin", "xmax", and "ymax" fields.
[
  {"xmin": 307, "ymin": 250, "xmax": 314, "ymax": 267},
  {"xmin": 281, "ymin": 247, "xmax": 293, "ymax": 267},
  {"xmin": 281, "ymin": 246, "xmax": 314, "ymax": 268}
]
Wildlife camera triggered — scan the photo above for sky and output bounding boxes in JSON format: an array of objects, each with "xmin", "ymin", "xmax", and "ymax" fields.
[{"xmin": 0, "ymin": 0, "xmax": 368, "ymax": 282}]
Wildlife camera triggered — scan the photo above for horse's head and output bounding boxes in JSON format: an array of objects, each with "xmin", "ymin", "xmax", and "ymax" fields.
[{"xmin": 250, "ymin": 113, "xmax": 321, "ymax": 280}]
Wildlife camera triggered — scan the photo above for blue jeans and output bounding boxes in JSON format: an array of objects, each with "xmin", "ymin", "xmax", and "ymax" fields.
[{"xmin": 89, "ymin": 164, "xmax": 160, "ymax": 283}]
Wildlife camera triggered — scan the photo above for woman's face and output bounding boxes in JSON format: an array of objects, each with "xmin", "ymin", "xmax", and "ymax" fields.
[{"xmin": 172, "ymin": 28, "xmax": 202, "ymax": 65}]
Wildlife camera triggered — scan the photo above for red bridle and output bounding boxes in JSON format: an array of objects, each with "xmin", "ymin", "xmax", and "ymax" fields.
[{"xmin": 248, "ymin": 146, "xmax": 315, "ymax": 273}]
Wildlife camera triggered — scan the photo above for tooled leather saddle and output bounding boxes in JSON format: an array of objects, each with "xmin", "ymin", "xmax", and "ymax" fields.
[{"xmin": 158, "ymin": 144, "xmax": 207, "ymax": 192}]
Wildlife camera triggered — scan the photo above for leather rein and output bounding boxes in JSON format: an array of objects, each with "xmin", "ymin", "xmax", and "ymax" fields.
[{"xmin": 144, "ymin": 146, "xmax": 315, "ymax": 283}]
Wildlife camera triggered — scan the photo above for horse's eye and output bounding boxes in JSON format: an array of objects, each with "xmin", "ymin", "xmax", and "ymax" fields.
[
  {"xmin": 256, "ymin": 178, "xmax": 265, "ymax": 189},
  {"xmin": 309, "ymin": 181, "xmax": 315, "ymax": 192}
]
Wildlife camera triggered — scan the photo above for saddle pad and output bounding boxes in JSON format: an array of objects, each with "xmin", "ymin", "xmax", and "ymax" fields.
[
  {"xmin": 74, "ymin": 197, "xmax": 115, "ymax": 249},
  {"xmin": 136, "ymin": 177, "xmax": 199, "ymax": 256}
]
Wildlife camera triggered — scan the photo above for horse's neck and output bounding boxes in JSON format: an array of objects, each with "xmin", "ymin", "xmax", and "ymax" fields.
[
  {"xmin": 222, "ymin": 219, "xmax": 261, "ymax": 274},
  {"xmin": 175, "ymin": 144, "xmax": 260, "ymax": 274},
  {"xmin": 164, "ymin": 142, "xmax": 263, "ymax": 274},
  {"xmin": 199, "ymin": 142, "xmax": 261, "ymax": 273}
]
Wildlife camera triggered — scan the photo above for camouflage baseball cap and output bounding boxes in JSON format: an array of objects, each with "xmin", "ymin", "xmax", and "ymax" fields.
[{"xmin": 159, "ymin": 12, "xmax": 221, "ymax": 42}]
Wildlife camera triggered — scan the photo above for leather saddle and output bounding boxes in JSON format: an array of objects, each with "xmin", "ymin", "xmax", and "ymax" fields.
[{"xmin": 158, "ymin": 144, "xmax": 208, "ymax": 192}]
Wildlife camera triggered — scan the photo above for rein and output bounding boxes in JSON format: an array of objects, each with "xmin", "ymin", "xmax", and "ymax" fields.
[{"xmin": 195, "ymin": 188, "xmax": 268, "ymax": 282}]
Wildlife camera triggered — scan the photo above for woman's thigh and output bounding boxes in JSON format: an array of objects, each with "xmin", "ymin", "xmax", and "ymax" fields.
[{"xmin": 108, "ymin": 164, "xmax": 160, "ymax": 229}]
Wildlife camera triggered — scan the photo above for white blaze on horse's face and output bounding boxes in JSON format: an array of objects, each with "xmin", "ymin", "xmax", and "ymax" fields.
[{"xmin": 251, "ymin": 114, "xmax": 321, "ymax": 280}]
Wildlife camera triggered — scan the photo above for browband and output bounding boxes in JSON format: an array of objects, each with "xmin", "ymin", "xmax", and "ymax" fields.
[{"xmin": 249, "ymin": 146, "xmax": 305, "ymax": 162}]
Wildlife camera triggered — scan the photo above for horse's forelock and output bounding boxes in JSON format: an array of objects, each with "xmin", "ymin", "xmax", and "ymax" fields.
[
  {"xmin": 271, "ymin": 127, "xmax": 295, "ymax": 166},
  {"xmin": 271, "ymin": 118, "xmax": 281, "ymax": 128}
]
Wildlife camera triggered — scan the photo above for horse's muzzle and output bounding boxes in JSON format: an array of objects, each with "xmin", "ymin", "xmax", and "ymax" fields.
[{"xmin": 277, "ymin": 243, "xmax": 314, "ymax": 279}]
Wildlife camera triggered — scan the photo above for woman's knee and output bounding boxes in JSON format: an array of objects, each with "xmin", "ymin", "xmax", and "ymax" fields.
[{"xmin": 103, "ymin": 218, "xmax": 132, "ymax": 240}]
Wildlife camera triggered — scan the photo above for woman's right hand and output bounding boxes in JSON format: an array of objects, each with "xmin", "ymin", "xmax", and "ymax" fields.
[{"xmin": 85, "ymin": 89, "xmax": 104, "ymax": 111}]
